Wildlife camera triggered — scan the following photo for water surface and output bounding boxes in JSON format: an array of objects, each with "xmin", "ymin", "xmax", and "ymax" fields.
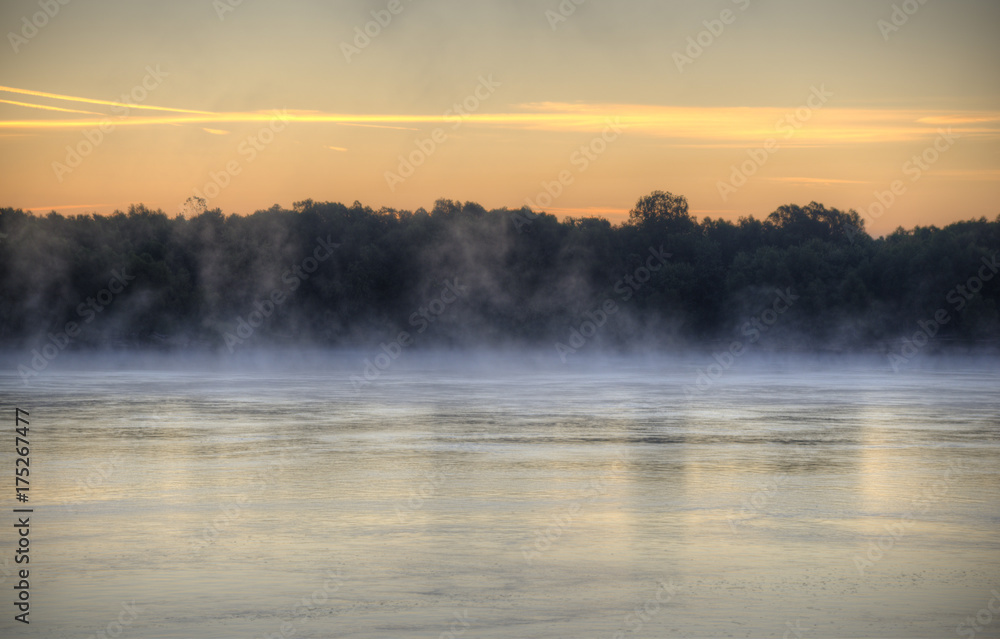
[{"xmin": 1, "ymin": 353, "xmax": 998, "ymax": 638}]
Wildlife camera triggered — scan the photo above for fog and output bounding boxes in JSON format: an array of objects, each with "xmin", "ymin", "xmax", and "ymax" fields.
[
  {"xmin": 2, "ymin": 200, "xmax": 998, "ymax": 360},
  {"xmin": 1, "ymin": 200, "xmax": 998, "ymax": 637}
]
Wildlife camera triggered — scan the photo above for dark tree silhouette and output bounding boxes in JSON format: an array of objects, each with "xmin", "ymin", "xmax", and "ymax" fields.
[{"xmin": 0, "ymin": 193, "xmax": 997, "ymax": 352}]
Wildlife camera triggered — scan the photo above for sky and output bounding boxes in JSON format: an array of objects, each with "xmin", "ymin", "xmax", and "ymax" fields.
[{"xmin": 0, "ymin": 0, "xmax": 997, "ymax": 235}]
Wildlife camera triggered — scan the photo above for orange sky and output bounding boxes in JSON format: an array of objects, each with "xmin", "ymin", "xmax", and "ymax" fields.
[{"xmin": 1, "ymin": 0, "xmax": 998, "ymax": 235}]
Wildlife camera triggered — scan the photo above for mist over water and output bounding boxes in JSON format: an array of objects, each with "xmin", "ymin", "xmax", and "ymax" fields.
[
  {"xmin": 3, "ymin": 201, "xmax": 998, "ymax": 359},
  {"xmin": 3, "ymin": 0, "xmax": 998, "ymax": 635},
  {"xmin": 1, "ymin": 351, "xmax": 997, "ymax": 638}
]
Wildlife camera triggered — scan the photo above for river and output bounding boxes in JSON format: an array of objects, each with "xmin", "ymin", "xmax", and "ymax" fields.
[{"xmin": 1, "ymin": 351, "xmax": 997, "ymax": 638}]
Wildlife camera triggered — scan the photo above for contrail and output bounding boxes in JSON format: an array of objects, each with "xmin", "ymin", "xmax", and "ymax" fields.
[
  {"xmin": 0, "ymin": 85, "xmax": 214, "ymax": 115},
  {"xmin": 0, "ymin": 86, "xmax": 997, "ymax": 147},
  {"xmin": 0, "ymin": 98, "xmax": 103, "ymax": 116}
]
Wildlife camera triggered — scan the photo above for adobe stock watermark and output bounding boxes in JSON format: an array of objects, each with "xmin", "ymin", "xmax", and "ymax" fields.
[
  {"xmin": 608, "ymin": 579, "xmax": 680, "ymax": 639},
  {"xmin": 888, "ymin": 251, "xmax": 998, "ymax": 371},
  {"xmin": 213, "ymin": 0, "xmax": 246, "ymax": 22},
  {"xmin": 254, "ymin": 570, "xmax": 348, "ymax": 639},
  {"xmin": 957, "ymin": 588, "xmax": 1000, "ymax": 639},
  {"xmin": 223, "ymin": 235, "xmax": 340, "ymax": 352},
  {"xmin": 781, "ymin": 619, "xmax": 809, "ymax": 639},
  {"xmin": 727, "ymin": 473, "xmax": 790, "ymax": 533},
  {"xmin": 877, "ymin": 0, "xmax": 931, "ymax": 41},
  {"xmin": 52, "ymin": 66, "xmax": 169, "ymax": 183},
  {"xmin": 847, "ymin": 128, "xmax": 959, "ymax": 242},
  {"xmin": 385, "ymin": 75, "xmax": 501, "ymax": 191},
  {"xmin": 395, "ymin": 470, "xmax": 449, "ymax": 524},
  {"xmin": 7, "ymin": 0, "xmax": 73, "ymax": 54},
  {"xmin": 84, "ymin": 600, "xmax": 142, "ymax": 639},
  {"xmin": 684, "ymin": 287, "xmax": 799, "ymax": 399},
  {"xmin": 717, "ymin": 85, "xmax": 832, "ymax": 202},
  {"xmin": 16, "ymin": 267, "xmax": 135, "ymax": 385},
  {"xmin": 852, "ymin": 457, "xmax": 966, "ymax": 576},
  {"xmin": 545, "ymin": 0, "xmax": 587, "ymax": 31},
  {"xmin": 341, "ymin": 0, "xmax": 415, "ymax": 63},
  {"xmin": 521, "ymin": 456, "xmax": 627, "ymax": 565},
  {"xmin": 66, "ymin": 452, "xmax": 126, "ymax": 505},
  {"xmin": 555, "ymin": 246, "xmax": 671, "ymax": 362},
  {"xmin": 512, "ymin": 117, "xmax": 626, "ymax": 233},
  {"xmin": 673, "ymin": 0, "xmax": 751, "ymax": 73},
  {"xmin": 187, "ymin": 109, "xmax": 290, "ymax": 206},
  {"xmin": 64, "ymin": 419, "xmax": 170, "ymax": 508},
  {"xmin": 193, "ymin": 452, "xmax": 291, "ymax": 552},
  {"xmin": 436, "ymin": 610, "xmax": 472, "ymax": 639},
  {"xmin": 350, "ymin": 278, "xmax": 467, "ymax": 391}
]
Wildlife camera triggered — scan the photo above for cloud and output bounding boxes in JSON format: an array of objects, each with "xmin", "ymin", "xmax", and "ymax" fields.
[
  {"xmin": 931, "ymin": 169, "xmax": 1000, "ymax": 181},
  {"xmin": 764, "ymin": 177, "xmax": 870, "ymax": 185},
  {"xmin": 22, "ymin": 203, "xmax": 108, "ymax": 211},
  {"xmin": 2, "ymin": 85, "xmax": 998, "ymax": 151}
]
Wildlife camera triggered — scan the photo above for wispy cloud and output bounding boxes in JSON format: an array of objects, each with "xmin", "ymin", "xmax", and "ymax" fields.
[
  {"xmin": 333, "ymin": 122, "xmax": 420, "ymax": 131},
  {"xmin": 22, "ymin": 203, "xmax": 108, "ymax": 211},
  {"xmin": 2, "ymin": 86, "xmax": 998, "ymax": 150},
  {"xmin": 764, "ymin": 177, "xmax": 870, "ymax": 185},
  {"xmin": 916, "ymin": 114, "xmax": 1000, "ymax": 125},
  {"xmin": 932, "ymin": 169, "xmax": 1000, "ymax": 181}
]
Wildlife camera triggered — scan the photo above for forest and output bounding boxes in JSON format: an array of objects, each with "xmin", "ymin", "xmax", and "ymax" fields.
[{"xmin": 1, "ymin": 191, "xmax": 998, "ymax": 356}]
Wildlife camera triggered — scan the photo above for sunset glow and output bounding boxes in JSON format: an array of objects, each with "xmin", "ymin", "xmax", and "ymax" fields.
[{"xmin": 1, "ymin": 0, "xmax": 997, "ymax": 234}]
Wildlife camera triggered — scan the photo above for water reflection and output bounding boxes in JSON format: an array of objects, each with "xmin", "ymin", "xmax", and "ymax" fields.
[{"xmin": 1, "ymin": 354, "xmax": 997, "ymax": 638}]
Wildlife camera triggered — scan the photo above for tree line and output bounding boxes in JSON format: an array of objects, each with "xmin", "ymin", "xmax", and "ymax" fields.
[{"xmin": 1, "ymin": 191, "xmax": 997, "ymax": 353}]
